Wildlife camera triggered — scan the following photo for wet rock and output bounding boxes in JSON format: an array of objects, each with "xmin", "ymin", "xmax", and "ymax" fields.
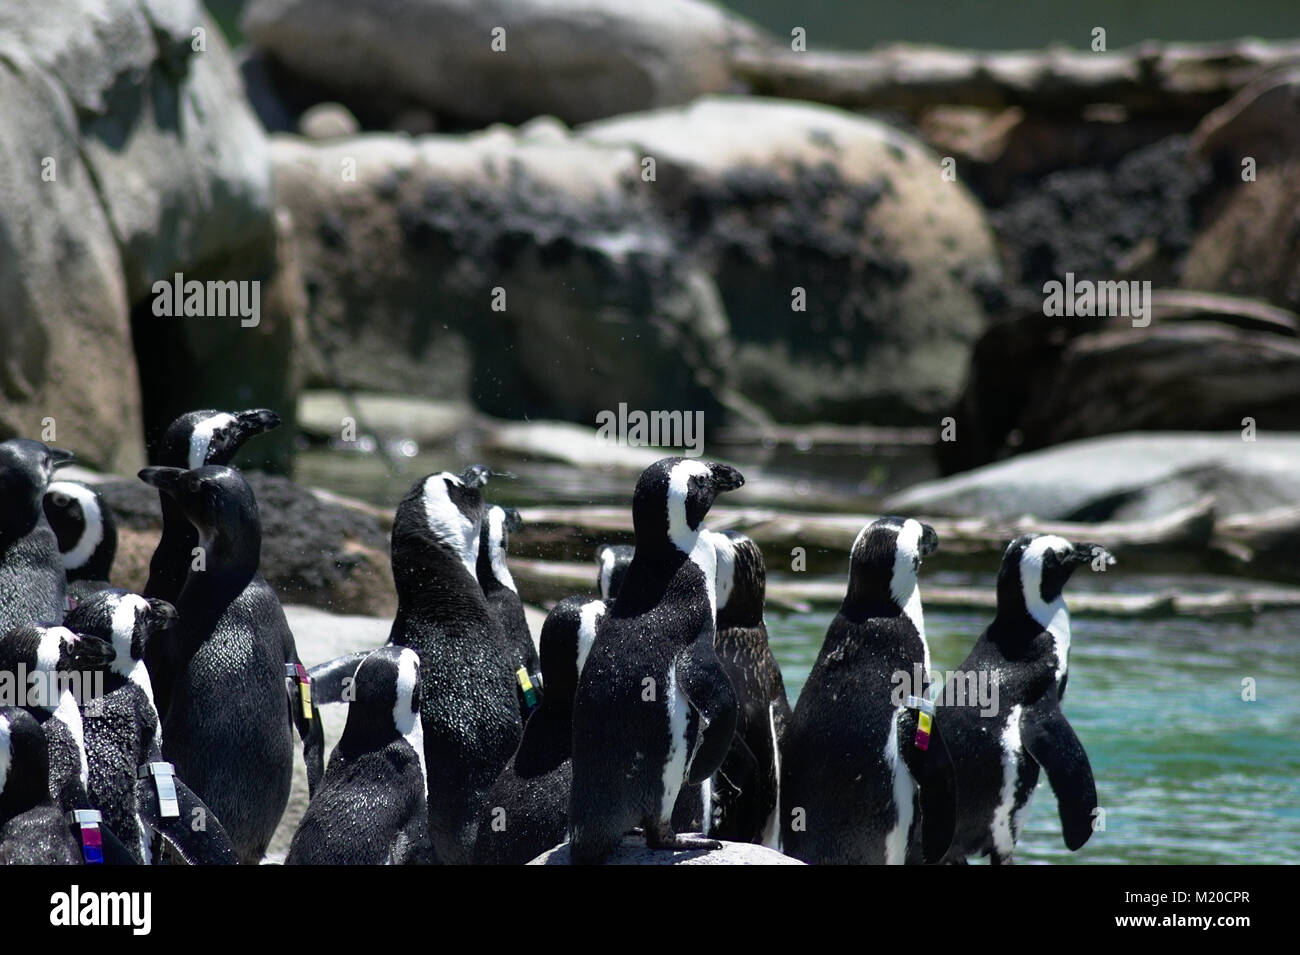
[
  {"xmin": 530, "ymin": 835, "xmax": 802, "ymax": 865},
  {"xmin": 580, "ymin": 97, "xmax": 1004, "ymax": 424},
  {"xmin": 242, "ymin": 0, "xmax": 770, "ymax": 128}
]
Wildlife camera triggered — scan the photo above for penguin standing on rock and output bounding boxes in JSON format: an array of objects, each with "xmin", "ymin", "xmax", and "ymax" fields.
[
  {"xmin": 473, "ymin": 595, "xmax": 606, "ymax": 865},
  {"xmin": 142, "ymin": 408, "xmax": 281, "ymax": 607},
  {"xmin": 941, "ymin": 534, "xmax": 1109, "ymax": 864},
  {"xmin": 137, "ymin": 464, "xmax": 322, "ymax": 864},
  {"xmin": 475, "ymin": 502, "xmax": 543, "ymax": 719},
  {"xmin": 780, "ymin": 517, "xmax": 956, "ymax": 864},
  {"xmin": 44, "ymin": 481, "xmax": 117, "ymax": 601},
  {"xmin": 569, "ymin": 457, "xmax": 744, "ymax": 864},
  {"xmin": 0, "ymin": 706, "xmax": 83, "ymax": 864},
  {"xmin": 0, "ymin": 439, "xmax": 75, "ymax": 631},
  {"xmin": 287, "ymin": 646, "xmax": 429, "ymax": 865}
]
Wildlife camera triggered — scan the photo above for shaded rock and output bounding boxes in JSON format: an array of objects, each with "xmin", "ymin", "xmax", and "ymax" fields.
[
  {"xmin": 1191, "ymin": 67, "xmax": 1300, "ymax": 171},
  {"xmin": 272, "ymin": 125, "xmax": 734, "ymax": 425},
  {"xmin": 890, "ymin": 432, "xmax": 1300, "ymax": 523},
  {"xmin": 242, "ymin": 0, "xmax": 769, "ymax": 129},
  {"xmin": 580, "ymin": 97, "xmax": 1004, "ymax": 424},
  {"xmin": 298, "ymin": 391, "xmax": 475, "ymax": 445},
  {"xmin": 530, "ymin": 835, "xmax": 802, "ymax": 865}
]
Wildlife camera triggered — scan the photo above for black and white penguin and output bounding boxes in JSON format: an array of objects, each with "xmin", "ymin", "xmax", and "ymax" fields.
[
  {"xmin": 700, "ymin": 529, "xmax": 792, "ymax": 846},
  {"xmin": 473, "ymin": 595, "xmax": 607, "ymax": 865},
  {"xmin": 385, "ymin": 470, "xmax": 523, "ymax": 864},
  {"xmin": 595, "ymin": 543, "xmax": 634, "ymax": 602},
  {"xmin": 44, "ymin": 480, "xmax": 117, "ymax": 601},
  {"xmin": 940, "ymin": 534, "xmax": 1110, "ymax": 864},
  {"xmin": 142, "ymin": 408, "xmax": 281, "ymax": 607},
  {"xmin": 475, "ymin": 503, "xmax": 543, "ymax": 719},
  {"xmin": 64, "ymin": 590, "xmax": 238, "ymax": 865},
  {"xmin": 287, "ymin": 645, "xmax": 429, "ymax": 864},
  {"xmin": 780, "ymin": 517, "xmax": 957, "ymax": 864},
  {"xmin": 0, "ymin": 706, "xmax": 83, "ymax": 864},
  {"xmin": 569, "ymin": 457, "xmax": 744, "ymax": 863},
  {"xmin": 0, "ymin": 439, "xmax": 75, "ymax": 631},
  {"xmin": 137, "ymin": 464, "xmax": 322, "ymax": 864}
]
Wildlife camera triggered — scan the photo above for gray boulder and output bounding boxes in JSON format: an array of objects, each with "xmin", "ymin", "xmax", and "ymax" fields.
[
  {"xmin": 530, "ymin": 836, "xmax": 803, "ymax": 865},
  {"xmin": 242, "ymin": 0, "xmax": 769, "ymax": 128}
]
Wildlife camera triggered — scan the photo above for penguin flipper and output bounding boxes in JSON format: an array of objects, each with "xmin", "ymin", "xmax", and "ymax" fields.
[
  {"xmin": 1021, "ymin": 701, "xmax": 1097, "ymax": 852},
  {"xmin": 677, "ymin": 639, "xmax": 739, "ymax": 787},
  {"xmin": 306, "ymin": 650, "xmax": 373, "ymax": 704},
  {"xmin": 900, "ymin": 712, "xmax": 958, "ymax": 864},
  {"xmin": 137, "ymin": 775, "xmax": 239, "ymax": 865}
]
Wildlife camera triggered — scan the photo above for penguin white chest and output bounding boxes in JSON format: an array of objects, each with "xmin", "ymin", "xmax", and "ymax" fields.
[{"xmin": 659, "ymin": 659, "xmax": 691, "ymax": 823}]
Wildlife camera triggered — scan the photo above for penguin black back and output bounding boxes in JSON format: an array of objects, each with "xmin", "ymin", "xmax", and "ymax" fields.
[
  {"xmin": 0, "ymin": 440, "xmax": 75, "ymax": 631},
  {"xmin": 475, "ymin": 503, "xmax": 542, "ymax": 719}
]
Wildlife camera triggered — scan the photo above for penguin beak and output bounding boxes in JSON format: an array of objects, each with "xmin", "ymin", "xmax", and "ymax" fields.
[
  {"xmin": 920, "ymin": 523, "xmax": 940, "ymax": 558},
  {"xmin": 503, "ymin": 507, "xmax": 524, "ymax": 534},
  {"xmin": 459, "ymin": 464, "xmax": 512, "ymax": 489},
  {"xmin": 234, "ymin": 408, "xmax": 281, "ymax": 438},
  {"xmin": 48, "ymin": 447, "xmax": 75, "ymax": 470},
  {"xmin": 708, "ymin": 463, "xmax": 745, "ymax": 493},
  {"xmin": 147, "ymin": 599, "xmax": 178, "ymax": 630},
  {"xmin": 1069, "ymin": 542, "xmax": 1115, "ymax": 570},
  {"xmin": 138, "ymin": 466, "xmax": 185, "ymax": 494}
]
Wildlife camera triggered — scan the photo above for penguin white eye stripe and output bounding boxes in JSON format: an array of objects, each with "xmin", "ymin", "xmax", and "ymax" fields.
[
  {"xmin": 188, "ymin": 413, "xmax": 237, "ymax": 469},
  {"xmin": 667, "ymin": 460, "xmax": 712, "ymax": 552},
  {"xmin": 422, "ymin": 473, "xmax": 477, "ymax": 578},
  {"xmin": 47, "ymin": 482, "xmax": 104, "ymax": 571},
  {"xmin": 37, "ymin": 627, "xmax": 75, "ymax": 671}
]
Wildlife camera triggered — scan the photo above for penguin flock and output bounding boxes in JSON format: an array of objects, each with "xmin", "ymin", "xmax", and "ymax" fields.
[{"xmin": 0, "ymin": 410, "xmax": 1111, "ymax": 865}]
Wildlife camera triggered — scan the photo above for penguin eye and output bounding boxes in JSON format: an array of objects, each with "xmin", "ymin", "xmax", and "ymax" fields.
[
  {"xmin": 187, "ymin": 475, "xmax": 202, "ymax": 494},
  {"xmin": 52, "ymin": 493, "xmax": 70, "ymax": 508}
]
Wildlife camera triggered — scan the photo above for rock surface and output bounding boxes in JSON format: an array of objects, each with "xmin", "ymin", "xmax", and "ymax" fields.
[
  {"xmin": 530, "ymin": 835, "xmax": 802, "ymax": 865},
  {"xmin": 242, "ymin": 0, "xmax": 770, "ymax": 128}
]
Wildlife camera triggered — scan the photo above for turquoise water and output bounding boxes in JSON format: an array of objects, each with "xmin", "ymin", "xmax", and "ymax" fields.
[{"xmin": 770, "ymin": 598, "xmax": 1300, "ymax": 864}]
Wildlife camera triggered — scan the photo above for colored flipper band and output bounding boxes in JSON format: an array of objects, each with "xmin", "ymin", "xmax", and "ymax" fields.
[
  {"xmin": 67, "ymin": 809, "xmax": 104, "ymax": 864},
  {"xmin": 286, "ymin": 663, "xmax": 314, "ymax": 720},
  {"xmin": 906, "ymin": 695, "xmax": 936, "ymax": 751},
  {"xmin": 138, "ymin": 761, "xmax": 181, "ymax": 818},
  {"xmin": 516, "ymin": 667, "xmax": 539, "ymax": 713}
]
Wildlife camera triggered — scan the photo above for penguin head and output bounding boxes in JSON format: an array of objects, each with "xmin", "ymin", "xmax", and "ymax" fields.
[
  {"xmin": 594, "ymin": 543, "xmax": 634, "ymax": 601},
  {"xmin": 137, "ymin": 465, "xmax": 260, "ymax": 549},
  {"xmin": 999, "ymin": 534, "xmax": 1116, "ymax": 621},
  {"xmin": 63, "ymin": 590, "xmax": 176, "ymax": 674},
  {"xmin": 0, "ymin": 625, "xmax": 115, "ymax": 710},
  {"xmin": 846, "ymin": 517, "xmax": 939, "ymax": 613},
  {"xmin": 43, "ymin": 480, "xmax": 116, "ymax": 579},
  {"xmin": 477, "ymin": 505, "xmax": 521, "ymax": 592},
  {"xmin": 392, "ymin": 470, "xmax": 486, "ymax": 581},
  {"xmin": 0, "ymin": 439, "xmax": 74, "ymax": 538},
  {"xmin": 0, "ymin": 706, "xmax": 53, "ymax": 813},
  {"xmin": 539, "ymin": 596, "xmax": 605, "ymax": 710},
  {"xmin": 347, "ymin": 646, "xmax": 422, "ymax": 739},
  {"xmin": 157, "ymin": 408, "xmax": 281, "ymax": 470},
  {"xmin": 709, "ymin": 530, "xmax": 766, "ymax": 627},
  {"xmin": 632, "ymin": 458, "xmax": 745, "ymax": 555}
]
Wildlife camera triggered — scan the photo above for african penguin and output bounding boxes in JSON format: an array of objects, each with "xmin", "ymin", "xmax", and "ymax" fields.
[
  {"xmin": 0, "ymin": 439, "xmax": 75, "ymax": 631},
  {"xmin": 595, "ymin": 543, "xmax": 634, "ymax": 602},
  {"xmin": 64, "ymin": 590, "xmax": 238, "ymax": 865},
  {"xmin": 473, "ymin": 595, "xmax": 606, "ymax": 865},
  {"xmin": 569, "ymin": 457, "xmax": 744, "ymax": 863},
  {"xmin": 44, "ymin": 480, "xmax": 117, "ymax": 601},
  {"xmin": 475, "ymin": 503, "xmax": 543, "ymax": 719},
  {"xmin": 383, "ymin": 469, "xmax": 523, "ymax": 864},
  {"xmin": 137, "ymin": 464, "xmax": 323, "ymax": 864},
  {"xmin": 287, "ymin": 646, "xmax": 429, "ymax": 864},
  {"xmin": 0, "ymin": 706, "xmax": 82, "ymax": 864},
  {"xmin": 940, "ymin": 534, "xmax": 1111, "ymax": 864},
  {"xmin": 780, "ymin": 517, "xmax": 957, "ymax": 864},
  {"xmin": 700, "ymin": 529, "xmax": 792, "ymax": 847},
  {"xmin": 142, "ymin": 408, "xmax": 280, "ymax": 607}
]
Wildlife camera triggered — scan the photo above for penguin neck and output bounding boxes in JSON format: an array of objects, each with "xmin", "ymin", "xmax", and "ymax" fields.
[
  {"xmin": 842, "ymin": 568, "xmax": 930, "ymax": 672},
  {"xmin": 393, "ymin": 535, "xmax": 494, "ymax": 625},
  {"xmin": 476, "ymin": 544, "xmax": 516, "ymax": 596},
  {"xmin": 630, "ymin": 523, "xmax": 716, "ymax": 616},
  {"xmin": 180, "ymin": 528, "xmax": 260, "ymax": 608}
]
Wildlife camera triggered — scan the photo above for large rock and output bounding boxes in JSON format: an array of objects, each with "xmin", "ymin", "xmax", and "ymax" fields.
[
  {"xmin": 530, "ymin": 836, "xmax": 802, "ymax": 865},
  {"xmin": 242, "ymin": 0, "xmax": 769, "ymax": 128},
  {"xmin": 580, "ymin": 97, "xmax": 1004, "ymax": 424},
  {"xmin": 271, "ymin": 122, "xmax": 735, "ymax": 425},
  {"xmin": 889, "ymin": 432, "xmax": 1300, "ymax": 523},
  {"xmin": 0, "ymin": 0, "xmax": 298, "ymax": 471}
]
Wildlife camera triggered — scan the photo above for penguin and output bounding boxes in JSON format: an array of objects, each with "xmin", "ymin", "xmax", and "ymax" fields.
[
  {"xmin": 595, "ymin": 543, "xmax": 634, "ymax": 602},
  {"xmin": 64, "ymin": 590, "xmax": 238, "ymax": 864},
  {"xmin": 44, "ymin": 480, "xmax": 117, "ymax": 601},
  {"xmin": 569, "ymin": 457, "xmax": 744, "ymax": 863},
  {"xmin": 940, "ymin": 534, "xmax": 1110, "ymax": 864},
  {"xmin": 475, "ymin": 503, "xmax": 543, "ymax": 720},
  {"xmin": 137, "ymin": 464, "xmax": 323, "ymax": 864},
  {"xmin": 384, "ymin": 470, "xmax": 523, "ymax": 864},
  {"xmin": 473, "ymin": 595, "xmax": 606, "ymax": 865},
  {"xmin": 0, "ymin": 439, "xmax": 75, "ymax": 631},
  {"xmin": 701, "ymin": 529, "xmax": 792, "ymax": 846},
  {"xmin": 287, "ymin": 646, "xmax": 429, "ymax": 864},
  {"xmin": 0, "ymin": 706, "xmax": 83, "ymax": 864},
  {"xmin": 142, "ymin": 408, "xmax": 281, "ymax": 607},
  {"xmin": 780, "ymin": 517, "xmax": 957, "ymax": 864}
]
